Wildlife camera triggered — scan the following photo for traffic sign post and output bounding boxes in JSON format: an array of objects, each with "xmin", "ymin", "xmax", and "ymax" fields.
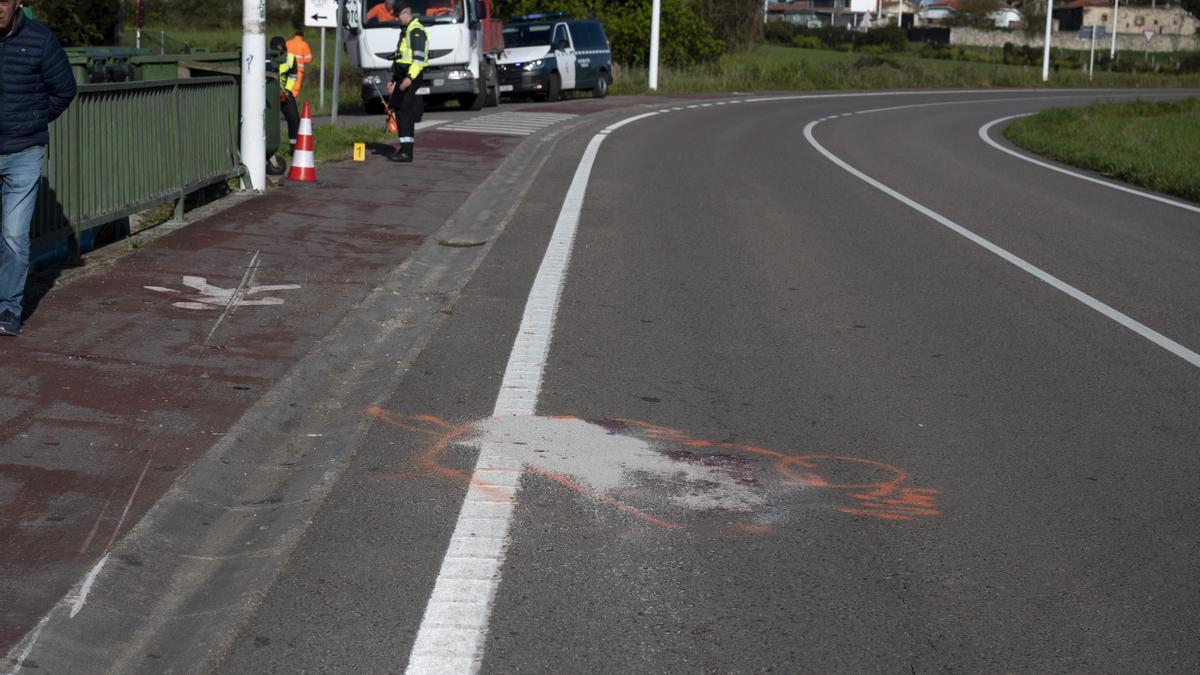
[
  {"xmin": 1143, "ymin": 29, "xmax": 1154, "ymax": 64},
  {"xmin": 306, "ymin": 0, "xmax": 338, "ymax": 111}
]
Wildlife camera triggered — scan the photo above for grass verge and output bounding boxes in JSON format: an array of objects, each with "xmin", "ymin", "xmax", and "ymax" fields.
[
  {"xmin": 279, "ymin": 123, "xmax": 396, "ymax": 164},
  {"xmin": 611, "ymin": 44, "xmax": 1200, "ymax": 95},
  {"xmin": 1004, "ymin": 98, "xmax": 1200, "ymax": 203}
]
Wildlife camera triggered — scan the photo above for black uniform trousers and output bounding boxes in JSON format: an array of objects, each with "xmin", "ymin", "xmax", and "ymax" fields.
[
  {"xmin": 281, "ymin": 91, "xmax": 300, "ymax": 148},
  {"xmin": 388, "ymin": 76, "xmax": 424, "ymax": 141}
]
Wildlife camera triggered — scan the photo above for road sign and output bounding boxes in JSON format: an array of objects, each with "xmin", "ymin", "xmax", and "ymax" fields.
[
  {"xmin": 1143, "ymin": 29, "xmax": 1155, "ymax": 42},
  {"xmin": 305, "ymin": 0, "xmax": 337, "ymax": 28}
]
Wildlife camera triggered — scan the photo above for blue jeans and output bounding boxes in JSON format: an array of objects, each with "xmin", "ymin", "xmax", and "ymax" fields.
[{"xmin": 0, "ymin": 145, "xmax": 45, "ymax": 318}]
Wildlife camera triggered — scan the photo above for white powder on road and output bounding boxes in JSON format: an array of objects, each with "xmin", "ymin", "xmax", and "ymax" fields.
[{"xmin": 465, "ymin": 416, "xmax": 764, "ymax": 513}]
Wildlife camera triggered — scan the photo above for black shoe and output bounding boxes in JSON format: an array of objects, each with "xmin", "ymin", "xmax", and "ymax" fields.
[
  {"xmin": 0, "ymin": 311, "xmax": 21, "ymax": 337},
  {"xmin": 389, "ymin": 151, "xmax": 413, "ymax": 163}
]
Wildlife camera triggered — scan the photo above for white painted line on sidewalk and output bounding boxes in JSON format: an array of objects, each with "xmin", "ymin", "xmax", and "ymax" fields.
[
  {"xmin": 803, "ymin": 118, "xmax": 1200, "ymax": 370},
  {"xmin": 979, "ymin": 114, "xmax": 1200, "ymax": 215},
  {"xmin": 405, "ymin": 110, "xmax": 662, "ymax": 675}
]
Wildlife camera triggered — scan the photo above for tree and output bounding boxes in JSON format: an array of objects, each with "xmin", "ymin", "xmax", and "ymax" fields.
[{"xmin": 27, "ymin": 0, "xmax": 118, "ymax": 45}]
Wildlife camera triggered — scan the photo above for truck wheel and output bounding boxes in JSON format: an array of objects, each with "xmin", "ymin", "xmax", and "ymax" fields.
[
  {"xmin": 592, "ymin": 72, "xmax": 609, "ymax": 99},
  {"xmin": 363, "ymin": 96, "xmax": 385, "ymax": 115},
  {"xmin": 547, "ymin": 72, "xmax": 561, "ymax": 102},
  {"xmin": 484, "ymin": 62, "xmax": 500, "ymax": 107},
  {"xmin": 463, "ymin": 80, "xmax": 487, "ymax": 111}
]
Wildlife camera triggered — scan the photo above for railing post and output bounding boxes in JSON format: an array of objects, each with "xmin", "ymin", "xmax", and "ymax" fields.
[{"xmin": 172, "ymin": 81, "xmax": 186, "ymax": 222}]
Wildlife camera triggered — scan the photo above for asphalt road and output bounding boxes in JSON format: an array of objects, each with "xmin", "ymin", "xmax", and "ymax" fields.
[{"xmin": 7, "ymin": 89, "xmax": 1199, "ymax": 673}]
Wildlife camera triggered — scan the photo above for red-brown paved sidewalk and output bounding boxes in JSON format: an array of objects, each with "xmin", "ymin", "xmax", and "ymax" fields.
[{"xmin": 0, "ymin": 128, "xmax": 522, "ymax": 654}]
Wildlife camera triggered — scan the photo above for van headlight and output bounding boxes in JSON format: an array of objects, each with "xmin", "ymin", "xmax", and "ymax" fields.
[
  {"xmin": 364, "ymin": 73, "xmax": 384, "ymax": 85},
  {"xmin": 521, "ymin": 59, "xmax": 544, "ymax": 71},
  {"xmin": 446, "ymin": 69, "xmax": 473, "ymax": 80}
]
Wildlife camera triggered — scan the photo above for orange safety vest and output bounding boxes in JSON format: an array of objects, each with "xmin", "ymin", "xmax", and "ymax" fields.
[{"xmin": 286, "ymin": 35, "xmax": 313, "ymax": 91}]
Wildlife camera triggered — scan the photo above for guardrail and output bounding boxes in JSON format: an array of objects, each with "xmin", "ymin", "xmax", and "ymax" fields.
[{"xmin": 34, "ymin": 77, "xmax": 243, "ymax": 256}]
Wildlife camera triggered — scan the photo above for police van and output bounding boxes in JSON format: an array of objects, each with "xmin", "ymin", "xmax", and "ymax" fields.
[{"xmin": 496, "ymin": 14, "xmax": 613, "ymax": 100}]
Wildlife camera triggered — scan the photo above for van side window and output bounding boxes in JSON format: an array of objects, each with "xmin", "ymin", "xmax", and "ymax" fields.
[
  {"xmin": 553, "ymin": 24, "xmax": 570, "ymax": 48},
  {"xmin": 573, "ymin": 23, "xmax": 595, "ymax": 50}
]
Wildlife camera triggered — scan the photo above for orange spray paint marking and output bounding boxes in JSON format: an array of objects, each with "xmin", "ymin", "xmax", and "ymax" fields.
[{"xmin": 367, "ymin": 410, "xmax": 941, "ymax": 528}]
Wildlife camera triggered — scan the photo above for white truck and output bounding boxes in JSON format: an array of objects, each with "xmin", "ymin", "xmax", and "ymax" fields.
[{"xmin": 344, "ymin": 0, "xmax": 504, "ymax": 112}]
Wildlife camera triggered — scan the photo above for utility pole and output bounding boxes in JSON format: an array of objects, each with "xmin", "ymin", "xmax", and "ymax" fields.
[
  {"xmin": 1110, "ymin": 0, "xmax": 1119, "ymax": 58},
  {"xmin": 649, "ymin": 0, "xmax": 661, "ymax": 90},
  {"xmin": 1042, "ymin": 0, "xmax": 1054, "ymax": 82},
  {"xmin": 241, "ymin": 0, "xmax": 267, "ymax": 190},
  {"xmin": 333, "ymin": 0, "xmax": 343, "ymax": 122}
]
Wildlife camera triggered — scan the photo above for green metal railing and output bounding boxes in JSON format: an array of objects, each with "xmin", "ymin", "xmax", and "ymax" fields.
[{"xmin": 34, "ymin": 77, "xmax": 242, "ymax": 255}]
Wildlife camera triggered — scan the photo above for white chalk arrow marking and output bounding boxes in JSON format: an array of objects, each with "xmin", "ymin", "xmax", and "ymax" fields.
[{"xmin": 144, "ymin": 275, "xmax": 301, "ymax": 310}]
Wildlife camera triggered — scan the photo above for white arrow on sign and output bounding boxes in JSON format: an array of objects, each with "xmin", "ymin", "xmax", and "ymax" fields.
[
  {"xmin": 305, "ymin": 0, "xmax": 338, "ymax": 28},
  {"xmin": 145, "ymin": 275, "xmax": 301, "ymax": 310}
]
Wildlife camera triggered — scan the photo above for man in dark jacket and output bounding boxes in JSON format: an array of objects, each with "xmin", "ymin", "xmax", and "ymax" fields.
[{"xmin": 0, "ymin": 0, "xmax": 76, "ymax": 336}]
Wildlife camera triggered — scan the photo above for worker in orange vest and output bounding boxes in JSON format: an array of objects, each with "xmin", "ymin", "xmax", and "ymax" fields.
[{"xmin": 286, "ymin": 29, "xmax": 314, "ymax": 93}]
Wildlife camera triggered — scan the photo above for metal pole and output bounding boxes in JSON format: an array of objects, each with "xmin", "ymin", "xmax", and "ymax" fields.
[
  {"xmin": 333, "ymin": 0, "xmax": 342, "ymax": 122},
  {"xmin": 320, "ymin": 27, "xmax": 326, "ymax": 108},
  {"xmin": 1042, "ymin": 0, "xmax": 1054, "ymax": 82},
  {"xmin": 1110, "ymin": 0, "xmax": 1119, "ymax": 58},
  {"xmin": 648, "ymin": 0, "xmax": 661, "ymax": 90},
  {"xmin": 1089, "ymin": 26, "xmax": 1096, "ymax": 79},
  {"xmin": 241, "ymin": 0, "xmax": 267, "ymax": 190},
  {"xmin": 898, "ymin": 0, "xmax": 904, "ymax": 28}
]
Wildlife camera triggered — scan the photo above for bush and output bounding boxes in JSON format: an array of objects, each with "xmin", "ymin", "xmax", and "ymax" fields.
[
  {"xmin": 496, "ymin": 0, "xmax": 723, "ymax": 67},
  {"xmin": 792, "ymin": 35, "xmax": 823, "ymax": 50}
]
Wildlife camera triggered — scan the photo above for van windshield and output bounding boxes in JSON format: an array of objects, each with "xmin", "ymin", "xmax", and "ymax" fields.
[
  {"xmin": 364, "ymin": 0, "xmax": 464, "ymax": 26},
  {"xmin": 502, "ymin": 23, "xmax": 554, "ymax": 48}
]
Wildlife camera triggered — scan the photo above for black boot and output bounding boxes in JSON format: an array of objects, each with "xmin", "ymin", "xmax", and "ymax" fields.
[{"xmin": 392, "ymin": 142, "xmax": 413, "ymax": 163}]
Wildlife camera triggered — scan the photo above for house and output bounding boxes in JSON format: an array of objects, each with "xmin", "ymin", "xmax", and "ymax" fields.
[
  {"xmin": 988, "ymin": 7, "xmax": 1022, "ymax": 27},
  {"xmin": 918, "ymin": 0, "xmax": 958, "ymax": 24},
  {"xmin": 1054, "ymin": 0, "xmax": 1198, "ymax": 36},
  {"xmin": 766, "ymin": 0, "xmax": 861, "ymax": 28}
]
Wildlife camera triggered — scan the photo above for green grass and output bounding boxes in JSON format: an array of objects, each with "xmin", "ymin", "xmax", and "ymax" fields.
[
  {"xmin": 1004, "ymin": 98, "xmax": 1200, "ymax": 203},
  {"xmin": 129, "ymin": 22, "xmax": 366, "ymax": 116},
  {"xmin": 611, "ymin": 44, "xmax": 1200, "ymax": 95},
  {"xmin": 279, "ymin": 123, "xmax": 396, "ymax": 164}
]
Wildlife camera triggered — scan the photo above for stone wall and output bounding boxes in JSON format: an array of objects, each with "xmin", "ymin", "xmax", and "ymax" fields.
[{"xmin": 948, "ymin": 26, "xmax": 1200, "ymax": 53}]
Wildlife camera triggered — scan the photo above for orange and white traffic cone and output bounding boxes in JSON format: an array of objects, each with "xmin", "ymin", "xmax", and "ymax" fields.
[{"xmin": 284, "ymin": 101, "xmax": 323, "ymax": 187}]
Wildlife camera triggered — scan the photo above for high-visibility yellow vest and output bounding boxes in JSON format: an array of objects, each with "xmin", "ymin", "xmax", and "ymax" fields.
[
  {"xmin": 278, "ymin": 51, "xmax": 300, "ymax": 96},
  {"xmin": 394, "ymin": 19, "xmax": 428, "ymax": 81}
]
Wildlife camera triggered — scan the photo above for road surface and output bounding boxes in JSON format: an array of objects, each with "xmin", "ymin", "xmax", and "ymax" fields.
[{"xmin": 4, "ymin": 89, "xmax": 1199, "ymax": 673}]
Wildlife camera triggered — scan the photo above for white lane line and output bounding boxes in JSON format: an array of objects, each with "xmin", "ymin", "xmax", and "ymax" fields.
[
  {"xmin": 407, "ymin": 88, "xmax": 1192, "ymax": 674},
  {"xmin": 405, "ymin": 109, "xmax": 661, "ymax": 675},
  {"xmin": 979, "ymin": 114, "xmax": 1200, "ymax": 215},
  {"xmin": 803, "ymin": 118, "xmax": 1200, "ymax": 370}
]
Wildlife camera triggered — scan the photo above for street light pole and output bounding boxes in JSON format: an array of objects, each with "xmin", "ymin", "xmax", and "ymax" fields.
[
  {"xmin": 333, "ymin": 0, "xmax": 343, "ymax": 123},
  {"xmin": 649, "ymin": 0, "xmax": 661, "ymax": 90},
  {"xmin": 241, "ymin": 0, "xmax": 267, "ymax": 191},
  {"xmin": 1041, "ymin": 0, "xmax": 1054, "ymax": 82},
  {"xmin": 1110, "ymin": 0, "xmax": 1120, "ymax": 58}
]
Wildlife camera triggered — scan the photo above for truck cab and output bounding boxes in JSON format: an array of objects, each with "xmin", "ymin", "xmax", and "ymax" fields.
[{"xmin": 344, "ymin": 0, "xmax": 504, "ymax": 111}]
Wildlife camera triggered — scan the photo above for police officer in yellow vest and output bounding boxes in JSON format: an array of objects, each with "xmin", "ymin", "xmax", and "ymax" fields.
[
  {"xmin": 385, "ymin": 2, "xmax": 428, "ymax": 163},
  {"xmin": 271, "ymin": 36, "xmax": 302, "ymax": 152}
]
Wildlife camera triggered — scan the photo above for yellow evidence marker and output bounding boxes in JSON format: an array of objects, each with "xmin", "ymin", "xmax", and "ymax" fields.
[{"xmin": 353, "ymin": 143, "xmax": 366, "ymax": 161}]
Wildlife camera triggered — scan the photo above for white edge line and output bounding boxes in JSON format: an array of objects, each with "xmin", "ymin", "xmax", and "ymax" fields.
[
  {"xmin": 979, "ymin": 114, "xmax": 1200, "ymax": 215},
  {"xmin": 405, "ymin": 88, "xmax": 1200, "ymax": 674},
  {"xmin": 404, "ymin": 112, "xmax": 658, "ymax": 675},
  {"xmin": 802, "ymin": 118, "xmax": 1200, "ymax": 370}
]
